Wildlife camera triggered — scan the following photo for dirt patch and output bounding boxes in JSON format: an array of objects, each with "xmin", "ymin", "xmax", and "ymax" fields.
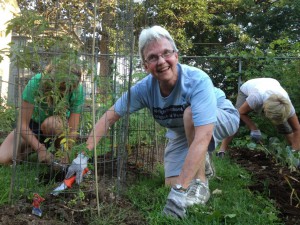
[
  {"xmin": 229, "ymin": 147, "xmax": 300, "ymax": 225},
  {"xmin": 0, "ymin": 192, "xmax": 146, "ymax": 225},
  {"xmin": 1, "ymin": 148, "xmax": 300, "ymax": 224},
  {"xmin": 0, "ymin": 160, "xmax": 147, "ymax": 225}
]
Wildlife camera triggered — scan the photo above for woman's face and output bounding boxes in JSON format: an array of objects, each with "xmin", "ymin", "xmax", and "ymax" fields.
[
  {"xmin": 143, "ymin": 38, "xmax": 178, "ymax": 83},
  {"xmin": 58, "ymin": 74, "xmax": 80, "ymax": 94}
]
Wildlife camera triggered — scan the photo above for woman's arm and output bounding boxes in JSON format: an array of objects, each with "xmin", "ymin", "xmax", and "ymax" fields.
[
  {"xmin": 68, "ymin": 112, "xmax": 81, "ymax": 137},
  {"xmin": 178, "ymin": 123, "xmax": 214, "ymax": 189},
  {"xmin": 20, "ymin": 100, "xmax": 46, "ymax": 152},
  {"xmin": 238, "ymin": 101, "xmax": 258, "ymax": 130},
  {"xmin": 287, "ymin": 114, "xmax": 300, "ymax": 150},
  {"xmin": 86, "ymin": 106, "xmax": 121, "ymax": 151}
]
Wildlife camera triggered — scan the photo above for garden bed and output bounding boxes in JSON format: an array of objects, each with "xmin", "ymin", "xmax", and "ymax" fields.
[
  {"xmin": 0, "ymin": 147, "xmax": 299, "ymax": 224},
  {"xmin": 229, "ymin": 147, "xmax": 300, "ymax": 225}
]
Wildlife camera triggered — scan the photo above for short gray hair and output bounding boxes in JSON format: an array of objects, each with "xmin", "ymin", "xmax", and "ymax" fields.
[
  {"xmin": 138, "ymin": 25, "xmax": 178, "ymax": 62},
  {"xmin": 263, "ymin": 94, "xmax": 291, "ymax": 124}
]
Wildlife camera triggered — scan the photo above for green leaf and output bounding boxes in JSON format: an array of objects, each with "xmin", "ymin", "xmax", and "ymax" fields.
[
  {"xmin": 247, "ymin": 142, "xmax": 257, "ymax": 150},
  {"xmin": 225, "ymin": 214, "xmax": 237, "ymax": 218}
]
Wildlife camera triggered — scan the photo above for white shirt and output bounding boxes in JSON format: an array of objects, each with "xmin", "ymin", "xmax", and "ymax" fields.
[{"xmin": 240, "ymin": 78, "xmax": 295, "ymax": 117}]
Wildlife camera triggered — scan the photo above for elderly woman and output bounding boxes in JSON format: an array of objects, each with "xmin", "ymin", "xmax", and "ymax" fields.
[
  {"xmin": 66, "ymin": 25, "xmax": 239, "ymax": 218},
  {"xmin": 0, "ymin": 61, "xmax": 84, "ymax": 165}
]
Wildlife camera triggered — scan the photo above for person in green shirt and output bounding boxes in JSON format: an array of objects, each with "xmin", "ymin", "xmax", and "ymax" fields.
[{"xmin": 0, "ymin": 62, "xmax": 85, "ymax": 165}]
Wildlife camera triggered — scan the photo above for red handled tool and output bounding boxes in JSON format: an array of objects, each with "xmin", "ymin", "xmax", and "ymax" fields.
[{"xmin": 51, "ymin": 167, "xmax": 89, "ymax": 196}]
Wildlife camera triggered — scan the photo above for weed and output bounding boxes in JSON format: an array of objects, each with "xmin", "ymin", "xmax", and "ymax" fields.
[
  {"xmin": 67, "ymin": 190, "xmax": 85, "ymax": 207},
  {"xmin": 125, "ymin": 159, "xmax": 282, "ymax": 225}
]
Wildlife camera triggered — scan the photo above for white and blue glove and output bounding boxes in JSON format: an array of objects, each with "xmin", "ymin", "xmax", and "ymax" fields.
[
  {"xmin": 250, "ymin": 130, "xmax": 261, "ymax": 143},
  {"xmin": 163, "ymin": 187, "xmax": 187, "ymax": 219},
  {"xmin": 65, "ymin": 153, "xmax": 88, "ymax": 184}
]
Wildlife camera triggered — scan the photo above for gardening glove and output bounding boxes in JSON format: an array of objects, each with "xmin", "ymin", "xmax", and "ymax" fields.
[
  {"xmin": 250, "ymin": 130, "xmax": 261, "ymax": 143},
  {"xmin": 65, "ymin": 153, "xmax": 88, "ymax": 184},
  {"xmin": 163, "ymin": 187, "xmax": 187, "ymax": 219}
]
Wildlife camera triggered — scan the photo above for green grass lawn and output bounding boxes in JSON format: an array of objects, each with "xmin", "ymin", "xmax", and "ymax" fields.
[
  {"xmin": 125, "ymin": 155, "xmax": 282, "ymax": 225},
  {"xmin": 0, "ymin": 159, "xmax": 66, "ymax": 206},
  {"xmin": 0, "ymin": 166, "xmax": 12, "ymax": 205},
  {"xmin": 0, "ymin": 154, "xmax": 282, "ymax": 225}
]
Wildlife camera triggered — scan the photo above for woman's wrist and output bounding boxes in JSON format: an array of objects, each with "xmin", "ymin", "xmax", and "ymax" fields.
[{"xmin": 36, "ymin": 144, "xmax": 46, "ymax": 153}]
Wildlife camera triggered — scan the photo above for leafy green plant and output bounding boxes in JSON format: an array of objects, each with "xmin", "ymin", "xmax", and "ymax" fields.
[
  {"xmin": 71, "ymin": 142, "xmax": 92, "ymax": 158},
  {"xmin": 67, "ymin": 190, "xmax": 85, "ymax": 207},
  {"xmin": 6, "ymin": 7, "xmax": 90, "ymax": 164},
  {"xmin": 267, "ymin": 138, "xmax": 300, "ymax": 171},
  {"xmin": 0, "ymin": 98, "xmax": 16, "ymax": 135}
]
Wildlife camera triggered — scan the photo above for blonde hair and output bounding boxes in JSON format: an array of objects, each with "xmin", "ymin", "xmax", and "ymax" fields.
[
  {"xmin": 40, "ymin": 62, "xmax": 82, "ymax": 106},
  {"xmin": 44, "ymin": 62, "xmax": 82, "ymax": 79},
  {"xmin": 263, "ymin": 94, "xmax": 291, "ymax": 124}
]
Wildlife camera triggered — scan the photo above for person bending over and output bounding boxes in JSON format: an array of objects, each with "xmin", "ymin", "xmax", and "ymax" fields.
[
  {"xmin": 217, "ymin": 78, "xmax": 300, "ymax": 158},
  {"xmin": 0, "ymin": 62, "xmax": 84, "ymax": 165}
]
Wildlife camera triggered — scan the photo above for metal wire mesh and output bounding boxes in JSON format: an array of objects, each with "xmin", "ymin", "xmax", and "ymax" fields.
[
  {"xmin": 4, "ymin": 0, "xmax": 150, "ymax": 206},
  {"xmin": 0, "ymin": 0, "xmax": 299, "ymax": 216}
]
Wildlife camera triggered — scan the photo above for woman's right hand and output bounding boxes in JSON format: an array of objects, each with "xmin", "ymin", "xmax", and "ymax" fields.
[
  {"xmin": 250, "ymin": 129, "xmax": 261, "ymax": 143},
  {"xmin": 37, "ymin": 146, "xmax": 54, "ymax": 164}
]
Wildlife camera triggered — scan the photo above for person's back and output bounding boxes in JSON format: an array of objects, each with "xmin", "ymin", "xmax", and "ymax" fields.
[{"xmin": 241, "ymin": 78, "xmax": 288, "ymax": 99}]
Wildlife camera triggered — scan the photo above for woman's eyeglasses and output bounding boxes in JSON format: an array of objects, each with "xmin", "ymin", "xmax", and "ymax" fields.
[{"xmin": 144, "ymin": 50, "xmax": 175, "ymax": 64}]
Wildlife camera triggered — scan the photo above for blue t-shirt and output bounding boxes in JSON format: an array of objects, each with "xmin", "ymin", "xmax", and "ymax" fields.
[{"xmin": 114, "ymin": 64, "xmax": 225, "ymax": 136}]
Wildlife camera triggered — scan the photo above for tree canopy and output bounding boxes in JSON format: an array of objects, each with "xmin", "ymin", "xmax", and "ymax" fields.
[
  {"xmin": 5, "ymin": 0, "xmax": 300, "ymax": 107},
  {"xmin": 134, "ymin": 0, "xmax": 299, "ymax": 57}
]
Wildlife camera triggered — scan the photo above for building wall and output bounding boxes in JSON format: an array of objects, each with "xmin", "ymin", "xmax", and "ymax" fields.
[{"xmin": 0, "ymin": 0, "xmax": 20, "ymax": 105}]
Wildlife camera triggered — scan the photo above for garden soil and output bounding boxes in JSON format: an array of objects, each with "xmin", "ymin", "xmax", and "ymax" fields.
[
  {"xmin": 229, "ymin": 147, "xmax": 300, "ymax": 225},
  {"xmin": 0, "ymin": 148, "xmax": 299, "ymax": 225}
]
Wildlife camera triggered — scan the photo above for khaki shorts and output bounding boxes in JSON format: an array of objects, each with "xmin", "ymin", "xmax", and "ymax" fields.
[
  {"xmin": 235, "ymin": 89, "xmax": 247, "ymax": 109},
  {"xmin": 164, "ymin": 99, "xmax": 240, "ymax": 178}
]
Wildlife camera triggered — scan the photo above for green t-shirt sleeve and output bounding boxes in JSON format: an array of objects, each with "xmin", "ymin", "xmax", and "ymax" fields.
[
  {"xmin": 69, "ymin": 84, "xmax": 85, "ymax": 114},
  {"xmin": 22, "ymin": 74, "xmax": 84, "ymax": 121},
  {"xmin": 22, "ymin": 73, "xmax": 41, "ymax": 103}
]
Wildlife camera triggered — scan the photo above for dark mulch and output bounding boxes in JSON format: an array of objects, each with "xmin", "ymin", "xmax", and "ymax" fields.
[
  {"xmin": 0, "ymin": 159, "xmax": 147, "ymax": 225},
  {"xmin": 229, "ymin": 147, "xmax": 300, "ymax": 225}
]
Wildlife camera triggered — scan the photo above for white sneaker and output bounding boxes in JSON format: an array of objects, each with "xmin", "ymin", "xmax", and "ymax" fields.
[
  {"xmin": 186, "ymin": 179, "xmax": 210, "ymax": 206},
  {"xmin": 205, "ymin": 152, "xmax": 215, "ymax": 179}
]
